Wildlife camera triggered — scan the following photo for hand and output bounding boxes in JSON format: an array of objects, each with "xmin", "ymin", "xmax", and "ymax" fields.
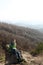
[{"xmin": 6, "ymin": 44, "xmax": 9, "ymax": 48}]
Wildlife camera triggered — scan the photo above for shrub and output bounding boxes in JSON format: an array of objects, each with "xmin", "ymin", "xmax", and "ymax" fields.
[{"xmin": 30, "ymin": 42, "xmax": 43, "ymax": 56}]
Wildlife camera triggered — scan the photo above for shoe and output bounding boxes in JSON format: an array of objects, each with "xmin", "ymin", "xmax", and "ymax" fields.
[{"xmin": 17, "ymin": 58, "xmax": 23, "ymax": 63}]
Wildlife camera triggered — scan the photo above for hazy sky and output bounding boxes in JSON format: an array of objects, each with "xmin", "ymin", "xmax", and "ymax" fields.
[{"xmin": 0, "ymin": 0, "xmax": 43, "ymax": 25}]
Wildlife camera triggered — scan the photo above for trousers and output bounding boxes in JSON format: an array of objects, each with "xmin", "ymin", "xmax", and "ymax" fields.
[{"xmin": 11, "ymin": 49, "xmax": 21, "ymax": 59}]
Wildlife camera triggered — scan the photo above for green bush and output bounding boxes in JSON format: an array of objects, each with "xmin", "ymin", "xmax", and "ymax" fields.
[{"xmin": 30, "ymin": 42, "xmax": 43, "ymax": 56}]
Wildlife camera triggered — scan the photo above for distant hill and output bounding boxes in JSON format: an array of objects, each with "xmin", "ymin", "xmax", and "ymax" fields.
[
  {"xmin": 38, "ymin": 28, "xmax": 43, "ymax": 33},
  {"xmin": 0, "ymin": 22, "xmax": 43, "ymax": 52}
]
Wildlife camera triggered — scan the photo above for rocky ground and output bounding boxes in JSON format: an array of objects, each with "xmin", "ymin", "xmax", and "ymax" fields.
[
  {"xmin": 22, "ymin": 51, "xmax": 43, "ymax": 65},
  {"xmin": 0, "ymin": 51, "xmax": 43, "ymax": 65}
]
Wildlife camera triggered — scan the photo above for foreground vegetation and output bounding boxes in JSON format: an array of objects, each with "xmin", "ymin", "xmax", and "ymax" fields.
[{"xmin": 30, "ymin": 42, "xmax": 43, "ymax": 56}]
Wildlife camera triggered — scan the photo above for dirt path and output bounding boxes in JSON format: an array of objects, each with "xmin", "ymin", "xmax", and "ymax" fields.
[
  {"xmin": 22, "ymin": 51, "xmax": 43, "ymax": 65},
  {"xmin": 22, "ymin": 51, "xmax": 33, "ymax": 63},
  {"xmin": 0, "ymin": 51, "xmax": 43, "ymax": 65}
]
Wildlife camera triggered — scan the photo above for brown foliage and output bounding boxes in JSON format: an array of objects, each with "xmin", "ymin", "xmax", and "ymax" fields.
[{"xmin": 0, "ymin": 22, "xmax": 43, "ymax": 52}]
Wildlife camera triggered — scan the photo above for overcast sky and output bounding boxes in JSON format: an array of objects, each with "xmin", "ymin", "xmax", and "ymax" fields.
[{"xmin": 0, "ymin": 0, "xmax": 43, "ymax": 25}]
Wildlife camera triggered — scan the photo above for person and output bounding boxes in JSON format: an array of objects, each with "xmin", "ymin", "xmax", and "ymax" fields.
[{"xmin": 6, "ymin": 39, "xmax": 23, "ymax": 62}]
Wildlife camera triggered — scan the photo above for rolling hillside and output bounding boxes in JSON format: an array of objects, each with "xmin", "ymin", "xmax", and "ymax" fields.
[
  {"xmin": 0, "ymin": 22, "xmax": 43, "ymax": 51},
  {"xmin": 0, "ymin": 22, "xmax": 43, "ymax": 65}
]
